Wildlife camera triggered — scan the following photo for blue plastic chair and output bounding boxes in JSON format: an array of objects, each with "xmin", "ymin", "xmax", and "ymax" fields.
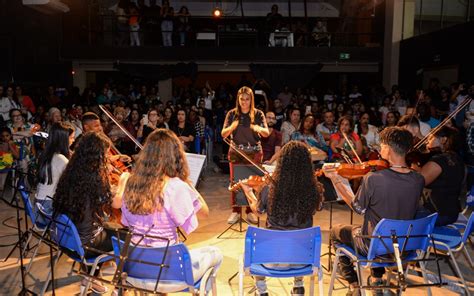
[
  {"xmin": 238, "ymin": 226, "xmax": 323, "ymax": 296},
  {"xmin": 111, "ymin": 237, "xmax": 217, "ymax": 295},
  {"xmin": 449, "ymin": 184, "xmax": 474, "ymax": 231},
  {"xmin": 329, "ymin": 214, "xmax": 438, "ymax": 296},
  {"xmin": 428, "ymin": 212, "xmax": 474, "ymax": 296},
  {"xmin": 42, "ymin": 214, "xmax": 113, "ymax": 296},
  {"xmin": 17, "ymin": 180, "xmax": 48, "ymax": 273}
]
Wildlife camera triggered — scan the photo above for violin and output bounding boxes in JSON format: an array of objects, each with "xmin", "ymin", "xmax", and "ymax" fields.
[
  {"xmin": 323, "ymin": 159, "xmax": 389, "ymax": 179},
  {"xmin": 228, "ymin": 175, "xmax": 270, "ymax": 193}
]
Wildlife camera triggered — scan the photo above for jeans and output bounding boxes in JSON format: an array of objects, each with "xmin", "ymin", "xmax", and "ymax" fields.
[
  {"xmin": 130, "ymin": 24, "xmax": 140, "ymax": 46},
  {"xmin": 34, "ymin": 198, "xmax": 53, "ymax": 226},
  {"xmin": 161, "ymin": 20, "xmax": 173, "ymax": 46},
  {"xmin": 255, "ymin": 265, "xmax": 303, "ymax": 294},
  {"xmin": 330, "ymin": 224, "xmax": 385, "ymax": 284}
]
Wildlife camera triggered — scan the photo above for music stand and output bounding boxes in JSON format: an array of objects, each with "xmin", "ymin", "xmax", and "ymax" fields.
[
  {"xmin": 217, "ymin": 164, "xmax": 262, "ymax": 239},
  {"xmin": 319, "ymin": 175, "xmax": 353, "ymax": 274}
]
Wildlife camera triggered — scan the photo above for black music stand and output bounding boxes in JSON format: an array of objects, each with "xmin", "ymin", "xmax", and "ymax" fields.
[
  {"xmin": 217, "ymin": 164, "xmax": 262, "ymax": 239},
  {"xmin": 319, "ymin": 175, "xmax": 353, "ymax": 274}
]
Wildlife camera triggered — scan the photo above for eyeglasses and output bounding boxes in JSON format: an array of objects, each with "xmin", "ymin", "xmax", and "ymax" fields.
[{"xmin": 12, "ymin": 114, "xmax": 22, "ymax": 118}]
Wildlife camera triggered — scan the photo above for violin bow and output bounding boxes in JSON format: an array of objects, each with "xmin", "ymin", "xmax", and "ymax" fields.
[
  {"xmin": 342, "ymin": 132, "xmax": 363, "ymax": 164},
  {"xmin": 99, "ymin": 104, "xmax": 144, "ymax": 150},
  {"xmin": 412, "ymin": 95, "xmax": 472, "ymax": 151}
]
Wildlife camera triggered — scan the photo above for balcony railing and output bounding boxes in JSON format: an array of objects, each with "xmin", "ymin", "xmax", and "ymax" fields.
[{"xmin": 61, "ymin": 14, "xmax": 382, "ymax": 49}]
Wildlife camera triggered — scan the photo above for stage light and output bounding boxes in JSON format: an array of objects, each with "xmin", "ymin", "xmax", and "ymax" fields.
[{"xmin": 212, "ymin": 7, "xmax": 222, "ymax": 18}]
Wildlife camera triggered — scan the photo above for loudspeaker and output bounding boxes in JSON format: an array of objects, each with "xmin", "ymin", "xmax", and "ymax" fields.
[{"xmin": 232, "ymin": 164, "xmax": 265, "ymax": 206}]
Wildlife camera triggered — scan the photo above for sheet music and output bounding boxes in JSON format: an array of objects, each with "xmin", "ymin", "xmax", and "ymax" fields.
[
  {"xmin": 322, "ymin": 163, "xmax": 354, "ymax": 201},
  {"xmin": 185, "ymin": 153, "xmax": 206, "ymax": 187}
]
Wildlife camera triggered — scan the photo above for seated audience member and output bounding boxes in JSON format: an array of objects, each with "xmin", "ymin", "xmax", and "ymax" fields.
[
  {"xmin": 355, "ymin": 112, "xmax": 380, "ymax": 158},
  {"xmin": 121, "ymin": 129, "xmax": 222, "ymax": 290},
  {"xmin": 291, "ymin": 114, "xmax": 328, "ymax": 154},
  {"xmin": 281, "ymin": 107, "xmax": 301, "ymax": 145},
  {"xmin": 330, "ymin": 116, "xmax": 363, "ymax": 161},
  {"xmin": 316, "ymin": 111, "xmax": 337, "ymax": 142},
  {"xmin": 0, "ymin": 127, "xmax": 19, "ymax": 190},
  {"xmin": 311, "ymin": 19, "xmax": 330, "ymax": 46},
  {"xmin": 261, "ymin": 111, "xmax": 282, "ymax": 164}
]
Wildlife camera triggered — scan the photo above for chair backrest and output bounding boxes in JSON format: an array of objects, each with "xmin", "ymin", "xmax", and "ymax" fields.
[
  {"xmin": 18, "ymin": 179, "xmax": 39, "ymax": 226},
  {"xmin": 366, "ymin": 213, "xmax": 437, "ymax": 260},
  {"xmin": 50, "ymin": 214, "xmax": 85, "ymax": 258},
  {"xmin": 111, "ymin": 237, "xmax": 194, "ymax": 287},
  {"xmin": 243, "ymin": 226, "xmax": 321, "ymax": 268},
  {"xmin": 462, "ymin": 212, "xmax": 474, "ymax": 243}
]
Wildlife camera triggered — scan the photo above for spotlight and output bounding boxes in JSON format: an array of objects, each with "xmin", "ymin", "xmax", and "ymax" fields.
[{"xmin": 212, "ymin": 7, "xmax": 222, "ymax": 18}]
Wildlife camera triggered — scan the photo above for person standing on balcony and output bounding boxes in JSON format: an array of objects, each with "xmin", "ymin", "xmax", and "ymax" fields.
[
  {"xmin": 129, "ymin": 4, "xmax": 141, "ymax": 46},
  {"xmin": 160, "ymin": 0, "xmax": 174, "ymax": 47}
]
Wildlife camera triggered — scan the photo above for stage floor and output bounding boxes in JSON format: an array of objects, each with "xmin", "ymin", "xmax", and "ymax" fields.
[{"xmin": 0, "ymin": 167, "xmax": 472, "ymax": 295}]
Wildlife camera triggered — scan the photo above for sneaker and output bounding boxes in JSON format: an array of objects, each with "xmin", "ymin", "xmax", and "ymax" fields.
[
  {"xmin": 227, "ymin": 212, "xmax": 239, "ymax": 224},
  {"xmin": 246, "ymin": 212, "xmax": 258, "ymax": 224},
  {"xmin": 368, "ymin": 276, "xmax": 385, "ymax": 296},
  {"xmin": 291, "ymin": 286, "xmax": 304, "ymax": 295}
]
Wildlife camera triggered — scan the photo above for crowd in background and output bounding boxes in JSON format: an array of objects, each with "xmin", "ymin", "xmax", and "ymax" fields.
[{"xmin": 0, "ymin": 77, "xmax": 473, "ymax": 178}]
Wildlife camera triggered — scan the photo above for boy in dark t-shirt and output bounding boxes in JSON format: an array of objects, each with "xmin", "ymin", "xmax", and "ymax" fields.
[{"xmin": 326, "ymin": 127, "xmax": 424, "ymax": 295}]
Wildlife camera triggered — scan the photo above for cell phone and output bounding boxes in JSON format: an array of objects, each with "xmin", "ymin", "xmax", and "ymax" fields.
[
  {"xmin": 255, "ymin": 90, "xmax": 264, "ymax": 95},
  {"xmin": 305, "ymin": 105, "xmax": 312, "ymax": 115},
  {"xmin": 142, "ymin": 114, "xmax": 148, "ymax": 125}
]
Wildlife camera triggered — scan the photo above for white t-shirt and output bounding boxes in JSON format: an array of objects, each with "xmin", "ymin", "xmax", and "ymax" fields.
[
  {"xmin": 36, "ymin": 154, "xmax": 69, "ymax": 201},
  {"xmin": 0, "ymin": 97, "xmax": 20, "ymax": 121},
  {"xmin": 355, "ymin": 124, "xmax": 380, "ymax": 147}
]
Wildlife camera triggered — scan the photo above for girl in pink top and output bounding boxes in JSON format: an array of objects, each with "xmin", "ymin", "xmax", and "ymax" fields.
[{"xmin": 121, "ymin": 128, "xmax": 222, "ymax": 291}]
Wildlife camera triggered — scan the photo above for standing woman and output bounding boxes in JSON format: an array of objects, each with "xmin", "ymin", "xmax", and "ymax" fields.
[
  {"xmin": 35, "ymin": 122, "xmax": 75, "ymax": 221},
  {"xmin": 53, "ymin": 132, "xmax": 128, "ymax": 294},
  {"xmin": 121, "ymin": 129, "xmax": 222, "ymax": 290},
  {"xmin": 137, "ymin": 109, "xmax": 166, "ymax": 144},
  {"xmin": 221, "ymin": 86, "xmax": 269, "ymax": 225},
  {"xmin": 418, "ymin": 126, "xmax": 466, "ymax": 226},
  {"xmin": 330, "ymin": 115, "xmax": 363, "ymax": 161},
  {"xmin": 171, "ymin": 108, "xmax": 195, "ymax": 152}
]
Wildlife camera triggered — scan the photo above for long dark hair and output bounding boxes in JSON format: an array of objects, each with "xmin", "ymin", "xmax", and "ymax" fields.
[
  {"xmin": 268, "ymin": 141, "xmax": 319, "ymax": 225},
  {"xmin": 299, "ymin": 114, "xmax": 316, "ymax": 135},
  {"xmin": 38, "ymin": 122, "xmax": 74, "ymax": 185},
  {"xmin": 53, "ymin": 132, "xmax": 111, "ymax": 223}
]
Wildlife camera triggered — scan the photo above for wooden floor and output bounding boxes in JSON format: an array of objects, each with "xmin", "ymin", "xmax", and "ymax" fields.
[{"xmin": 0, "ymin": 166, "xmax": 473, "ymax": 295}]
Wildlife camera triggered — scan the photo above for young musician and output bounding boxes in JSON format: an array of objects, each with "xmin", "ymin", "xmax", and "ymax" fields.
[
  {"xmin": 53, "ymin": 132, "xmax": 129, "ymax": 294},
  {"xmin": 35, "ymin": 122, "xmax": 75, "ymax": 222},
  {"xmin": 327, "ymin": 127, "xmax": 424, "ymax": 295},
  {"xmin": 221, "ymin": 86, "xmax": 269, "ymax": 225},
  {"xmin": 242, "ymin": 141, "xmax": 321, "ymax": 296},
  {"xmin": 120, "ymin": 129, "xmax": 222, "ymax": 289},
  {"xmin": 418, "ymin": 126, "xmax": 466, "ymax": 226}
]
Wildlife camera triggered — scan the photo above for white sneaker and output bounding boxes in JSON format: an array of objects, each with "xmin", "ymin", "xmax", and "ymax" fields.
[
  {"xmin": 227, "ymin": 212, "xmax": 239, "ymax": 224},
  {"xmin": 246, "ymin": 213, "xmax": 258, "ymax": 224}
]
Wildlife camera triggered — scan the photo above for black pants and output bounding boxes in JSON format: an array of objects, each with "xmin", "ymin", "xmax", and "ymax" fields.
[{"xmin": 330, "ymin": 224, "xmax": 385, "ymax": 284}]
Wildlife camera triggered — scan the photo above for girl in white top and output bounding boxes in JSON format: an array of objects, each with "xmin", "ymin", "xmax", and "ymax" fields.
[{"xmin": 35, "ymin": 122, "xmax": 75, "ymax": 223}]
